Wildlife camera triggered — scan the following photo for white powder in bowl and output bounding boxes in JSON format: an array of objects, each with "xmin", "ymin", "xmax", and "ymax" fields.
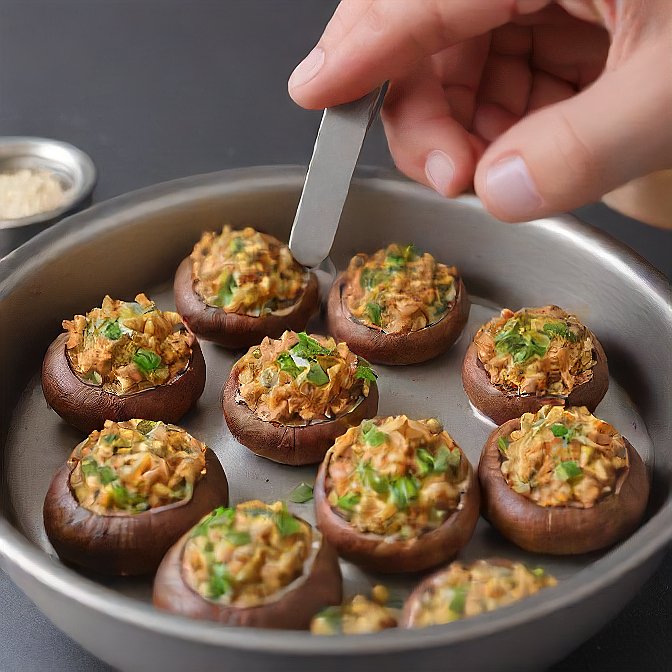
[{"xmin": 0, "ymin": 168, "xmax": 67, "ymax": 220}]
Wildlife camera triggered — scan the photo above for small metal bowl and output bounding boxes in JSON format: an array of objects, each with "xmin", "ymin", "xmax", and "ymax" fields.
[{"xmin": 0, "ymin": 136, "xmax": 96, "ymax": 257}]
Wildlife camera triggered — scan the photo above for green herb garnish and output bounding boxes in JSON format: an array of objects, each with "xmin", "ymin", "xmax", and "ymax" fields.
[
  {"xmin": 494, "ymin": 318, "xmax": 551, "ymax": 364},
  {"xmin": 274, "ymin": 507, "xmax": 303, "ymax": 537},
  {"xmin": 288, "ymin": 482, "xmax": 314, "ymax": 504},
  {"xmin": 277, "ymin": 351, "xmax": 302, "ymax": 378},
  {"xmin": 306, "ymin": 361, "xmax": 329, "ymax": 386},
  {"xmin": 336, "ymin": 492, "xmax": 360, "ymax": 511},
  {"xmin": 543, "ymin": 321, "xmax": 577, "ymax": 342},
  {"xmin": 216, "ymin": 273, "xmax": 237, "ymax": 307},
  {"xmin": 291, "ymin": 332, "xmax": 331, "ymax": 358},
  {"xmin": 133, "ymin": 348, "xmax": 161, "ymax": 374},
  {"xmin": 230, "ymin": 237, "xmax": 245, "ymax": 254},
  {"xmin": 389, "ymin": 475, "xmax": 419, "ymax": 510},
  {"xmin": 101, "ymin": 320, "xmax": 122, "ymax": 340},
  {"xmin": 357, "ymin": 461, "xmax": 389, "ymax": 494},
  {"xmin": 365, "ymin": 302, "xmax": 383, "ymax": 326},
  {"xmin": 497, "ymin": 436, "xmax": 509, "ymax": 455},
  {"xmin": 449, "ymin": 586, "xmax": 468, "ymax": 614},
  {"xmin": 136, "ymin": 420, "xmax": 158, "ymax": 435},
  {"xmin": 361, "ymin": 421, "xmax": 387, "ymax": 447},
  {"xmin": 224, "ymin": 531, "xmax": 251, "ymax": 546},
  {"xmin": 555, "ymin": 460, "xmax": 583, "ymax": 481},
  {"xmin": 208, "ymin": 564, "xmax": 232, "ymax": 598},
  {"xmin": 355, "ymin": 363, "xmax": 377, "ymax": 382}
]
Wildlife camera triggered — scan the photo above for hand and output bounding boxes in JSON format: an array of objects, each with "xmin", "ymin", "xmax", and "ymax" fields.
[{"xmin": 288, "ymin": 0, "xmax": 672, "ymax": 227}]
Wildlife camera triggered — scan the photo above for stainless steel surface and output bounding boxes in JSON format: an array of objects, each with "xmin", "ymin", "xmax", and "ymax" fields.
[
  {"xmin": 289, "ymin": 85, "xmax": 387, "ymax": 268},
  {"xmin": 1, "ymin": 166, "xmax": 670, "ymax": 672},
  {"xmin": 0, "ymin": 136, "xmax": 96, "ymax": 257}
]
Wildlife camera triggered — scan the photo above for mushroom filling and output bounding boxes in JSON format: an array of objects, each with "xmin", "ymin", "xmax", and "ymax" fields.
[
  {"xmin": 407, "ymin": 560, "xmax": 557, "ymax": 628},
  {"xmin": 190, "ymin": 225, "xmax": 308, "ymax": 316},
  {"xmin": 236, "ymin": 331, "xmax": 376, "ymax": 425},
  {"xmin": 499, "ymin": 405, "xmax": 628, "ymax": 507},
  {"xmin": 63, "ymin": 294, "xmax": 193, "ymax": 395},
  {"xmin": 474, "ymin": 305, "xmax": 595, "ymax": 396},
  {"xmin": 311, "ymin": 586, "xmax": 398, "ymax": 635},
  {"xmin": 343, "ymin": 243, "xmax": 458, "ymax": 333},
  {"xmin": 181, "ymin": 501, "xmax": 313, "ymax": 607},
  {"xmin": 68, "ymin": 419, "xmax": 206, "ymax": 515},
  {"xmin": 326, "ymin": 416, "xmax": 470, "ymax": 539}
]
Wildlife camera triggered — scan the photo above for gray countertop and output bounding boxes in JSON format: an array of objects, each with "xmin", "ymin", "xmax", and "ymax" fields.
[{"xmin": 0, "ymin": 1, "xmax": 670, "ymax": 670}]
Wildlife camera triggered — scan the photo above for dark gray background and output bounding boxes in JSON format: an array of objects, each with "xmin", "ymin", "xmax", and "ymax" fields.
[{"xmin": 0, "ymin": 1, "xmax": 670, "ymax": 670}]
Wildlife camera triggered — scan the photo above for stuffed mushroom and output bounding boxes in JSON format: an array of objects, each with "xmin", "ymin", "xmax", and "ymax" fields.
[
  {"xmin": 478, "ymin": 405, "xmax": 649, "ymax": 554},
  {"xmin": 311, "ymin": 585, "xmax": 398, "ymax": 635},
  {"xmin": 222, "ymin": 331, "xmax": 379, "ymax": 465},
  {"xmin": 314, "ymin": 416, "xmax": 480, "ymax": 574},
  {"xmin": 327, "ymin": 243, "xmax": 470, "ymax": 365},
  {"xmin": 42, "ymin": 294, "xmax": 206, "ymax": 434},
  {"xmin": 462, "ymin": 305, "xmax": 608, "ymax": 425},
  {"xmin": 43, "ymin": 419, "xmax": 228, "ymax": 575},
  {"xmin": 174, "ymin": 226, "xmax": 319, "ymax": 348},
  {"xmin": 402, "ymin": 559, "xmax": 557, "ymax": 628},
  {"xmin": 153, "ymin": 500, "xmax": 342, "ymax": 628}
]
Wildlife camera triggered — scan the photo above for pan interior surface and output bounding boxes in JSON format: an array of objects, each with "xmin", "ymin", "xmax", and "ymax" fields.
[{"xmin": 1, "ymin": 167, "xmax": 670, "ymax": 670}]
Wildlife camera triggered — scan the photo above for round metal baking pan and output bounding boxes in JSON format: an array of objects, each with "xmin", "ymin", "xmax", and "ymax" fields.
[
  {"xmin": 0, "ymin": 136, "xmax": 96, "ymax": 257},
  {"xmin": 0, "ymin": 166, "xmax": 670, "ymax": 672}
]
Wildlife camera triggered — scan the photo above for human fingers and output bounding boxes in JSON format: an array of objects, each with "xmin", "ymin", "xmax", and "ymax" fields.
[
  {"xmin": 474, "ymin": 47, "xmax": 672, "ymax": 221},
  {"xmin": 288, "ymin": 0, "xmax": 551, "ymax": 109}
]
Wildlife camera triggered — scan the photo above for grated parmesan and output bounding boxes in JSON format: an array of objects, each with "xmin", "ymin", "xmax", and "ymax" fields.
[{"xmin": 0, "ymin": 169, "xmax": 67, "ymax": 220}]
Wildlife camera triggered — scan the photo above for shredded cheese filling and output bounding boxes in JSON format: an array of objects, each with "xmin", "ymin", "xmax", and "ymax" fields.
[
  {"xmin": 182, "ymin": 501, "xmax": 313, "ymax": 607},
  {"xmin": 474, "ymin": 306, "xmax": 595, "ymax": 396},
  {"xmin": 408, "ymin": 560, "xmax": 557, "ymax": 628},
  {"xmin": 69, "ymin": 419, "xmax": 206, "ymax": 515},
  {"xmin": 190, "ymin": 226, "xmax": 308, "ymax": 316},
  {"xmin": 63, "ymin": 294, "xmax": 193, "ymax": 395},
  {"xmin": 500, "ymin": 405, "xmax": 628, "ymax": 507},
  {"xmin": 236, "ymin": 331, "xmax": 376, "ymax": 425},
  {"xmin": 343, "ymin": 243, "xmax": 458, "ymax": 333},
  {"xmin": 326, "ymin": 416, "xmax": 470, "ymax": 539}
]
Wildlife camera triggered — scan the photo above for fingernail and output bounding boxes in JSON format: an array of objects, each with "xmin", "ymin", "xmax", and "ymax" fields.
[
  {"xmin": 485, "ymin": 155, "xmax": 543, "ymax": 219},
  {"xmin": 289, "ymin": 47, "xmax": 325, "ymax": 90},
  {"xmin": 425, "ymin": 150, "xmax": 455, "ymax": 195}
]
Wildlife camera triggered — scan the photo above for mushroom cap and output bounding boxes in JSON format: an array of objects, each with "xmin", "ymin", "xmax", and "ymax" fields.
[
  {"xmin": 153, "ymin": 528, "xmax": 342, "ymax": 628},
  {"xmin": 478, "ymin": 418, "xmax": 649, "ymax": 554},
  {"xmin": 326, "ymin": 272, "xmax": 470, "ymax": 365},
  {"xmin": 174, "ymin": 256, "xmax": 319, "ymax": 349},
  {"xmin": 43, "ymin": 447, "xmax": 229, "ymax": 575},
  {"xmin": 461, "ymin": 332, "xmax": 609, "ymax": 425},
  {"xmin": 313, "ymin": 449, "xmax": 480, "ymax": 574},
  {"xmin": 221, "ymin": 365, "xmax": 379, "ymax": 466},
  {"xmin": 41, "ymin": 333, "xmax": 207, "ymax": 434}
]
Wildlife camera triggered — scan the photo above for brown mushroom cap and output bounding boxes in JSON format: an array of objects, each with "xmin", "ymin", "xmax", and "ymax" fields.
[
  {"xmin": 313, "ymin": 449, "xmax": 480, "ymax": 574},
  {"xmin": 478, "ymin": 419, "xmax": 649, "ymax": 554},
  {"xmin": 41, "ymin": 333, "xmax": 207, "ymax": 435},
  {"xmin": 173, "ymin": 256, "xmax": 320, "ymax": 349},
  {"xmin": 43, "ymin": 447, "xmax": 229, "ymax": 576},
  {"xmin": 152, "ymin": 528, "xmax": 342, "ymax": 628},
  {"xmin": 221, "ymin": 365, "xmax": 379, "ymax": 466},
  {"xmin": 326, "ymin": 272, "xmax": 470, "ymax": 366},
  {"xmin": 461, "ymin": 332, "xmax": 609, "ymax": 425}
]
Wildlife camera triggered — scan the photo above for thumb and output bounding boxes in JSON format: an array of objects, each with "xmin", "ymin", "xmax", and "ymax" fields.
[{"xmin": 475, "ymin": 47, "xmax": 672, "ymax": 222}]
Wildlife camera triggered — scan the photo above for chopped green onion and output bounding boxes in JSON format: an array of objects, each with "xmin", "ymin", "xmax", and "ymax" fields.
[
  {"xmin": 208, "ymin": 564, "xmax": 232, "ymax": 598},
  {"xmin": 133, "ymin": 348, "xmax": 161, "ymax": 374},
  {"xmin": 136, "ymin": 420, "xmax": 158, "ymax": 435},
  {"xmin": 555, "ymin": 460, "xmax": 583, "ymax": 481},
  {"xmin": 389, "ymin": 475, "xmax": 419, "ymax": 510},
  {"xmin": 449, "ymin": 586, "xmax": 468, "ymax": 614},
  {"xmin": 224, "ymin": 531, "xmax": 251, "ymax": 546},
  {"xmin": 101, "ymin": 320, "xmax": 122, "ymax": 340},
  {"xmin": 361, "ymin": 421, "xmax": 387, "ymax": 447},
  {"xmin": 81, "ymin": 458, "xmax": 99, "ymax": 479},
  {"xmin": 98, "ymin": 465, "xmax": 117, "ymax": 485},
  {"xmin": 551, "ymin": 423, "xmax": 568, "ymax": 438},
  {"xmin": 291, "ymin": 332, "xmax": 330, "ymax": 358},
  {"xmin": 336, "ymin": 492, "xmax": 360, "ymax": 511},
  {"xmin": 532, "ymin": 567, "xmax": 546, "ymax": 577},
  {"xmin": 306, "ymin": 361, "xmax": 329, "ymax": 386},
  {"xmin": 216, "ymin": 273, "xmax": 237, "ymax": 307},
  {"xmin": 288, "ymin": 482, "xmax": 314, "ymax": 504},
  {"xmin": 497, "ymin": 436, "xmax": 509, "ymax": 455},
  {"xmin": 355, "ymin": 363, "xmax": 377, "ymax": 382},
  {"xmin": 277, "ymin": 351, "xmax": 301, "ymax": 378},
  {"xmin": 365, "ymin": 301, "xmax": 383, "ymax": 326},
  {"xmin": 274, "ymin": 507, "xmax": 303, "ymax": 537},
  {"xmin": 230, "ymin": 237, "xmax": 245, "ymax": 253}
]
